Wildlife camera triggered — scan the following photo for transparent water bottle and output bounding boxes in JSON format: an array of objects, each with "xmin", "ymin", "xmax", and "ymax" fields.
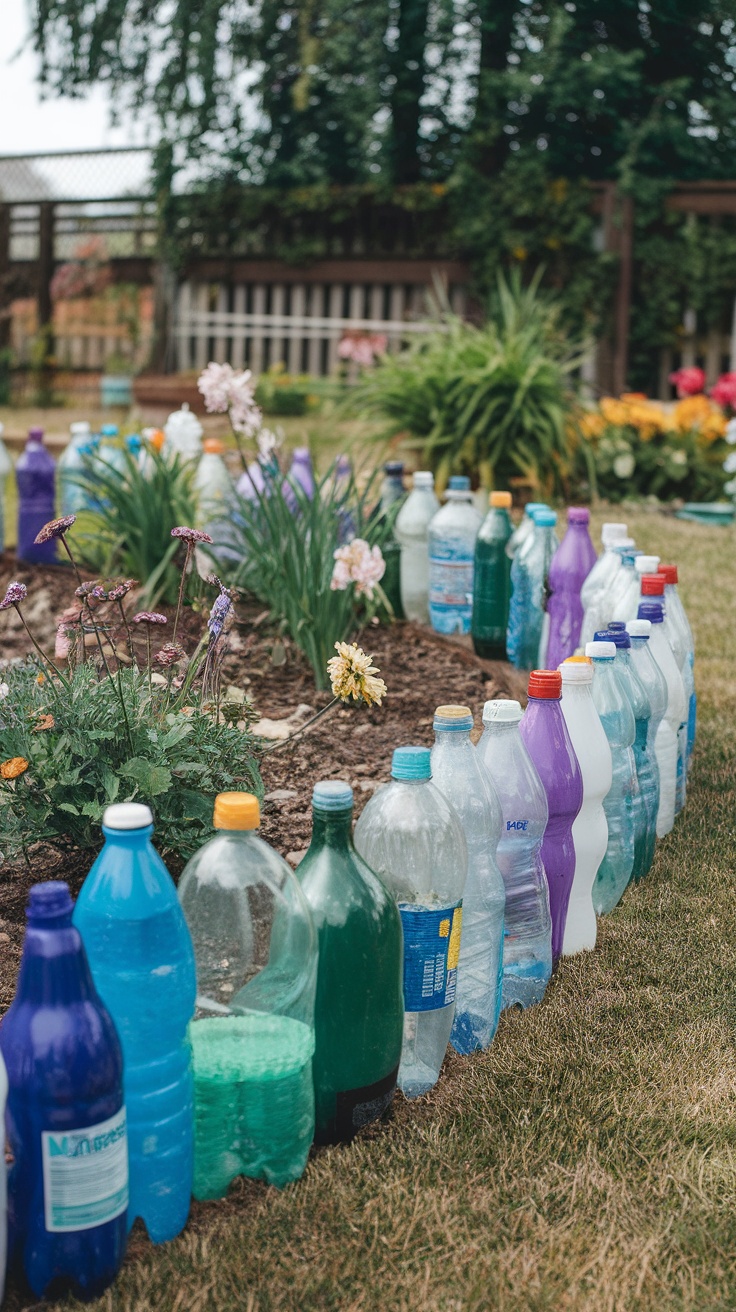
[
  {"xmin": 58, "ymin": 420, "xmax": 93, "ymax": 517},
  {"xmin": 658, "ymin": 563, "xmax": 696, "ymax": 771},
  {"xmin": 611, "ymin": 554, "xmax": 661, "ymax": 625},
  {"xmin": 394, "ymin": 471, "xmax": 439, "ymax": 622},
  {"xmin": 427, "ymin": 476, "xmax": 482, "ymax": 634},
  {"xmin": 507, "ymin": 508, "xmax": 557, "ymax": 670},
  {"xmin": 431, "ymin": 706, "xmax": 505, "ymax": 1053},
  {"xmin": 627, "ymin": 618, "xmax": 667, "ymax": 872},
  {"xmin": 602, "ymin": 547, "xmax": 643, "ymax": 625},
  {"xmin": 73, "ymin": 803, "xmax": 196, "ymax": 1243},
  {"xmin": 585, "ymin": 641, "xmax": 637, "ymax": 913},
  {"xmin": 354, "ymin": 746, "xmax": 467, "ymax": 1098},
  {"xmin": 478, "ymin": 700, "xmax": 552, "ymax": 1009},
  {"xmin": 596, "ymin": 626, "xmax": 653, "ymax": 881},
  {"xmin": 178, "ymin": 792, "xmax": 317, "ymax": 1195},
  {"xmin": 579, "ymin": 521, "xmax": 628, "ymax": 615},
  {"xmin": 505, "ymin": 502, "xmax": 549, "ymax": 561},
  {"xmin": 559, "ymin": 657, "xmax": 612, "ymax": 954},
  {"xmin": 641, "ymin": 573, "xmax": 688, "ymax": 816},
  {"xmin": 580, "ymin": 537, "xmax": 635, "ymax": 649},
  {"xmin": 637, "ymin": 596, "xmax": 687, "ymax": 837}
]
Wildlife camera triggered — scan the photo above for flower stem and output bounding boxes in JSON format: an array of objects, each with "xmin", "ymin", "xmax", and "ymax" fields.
[
  {"xmin": 13, "ymin": 607, "xmax": 68, "ymax": 699},
  {"xmin": 261, "ymin": 698, "xmax": 339, "ymax": 754},
  {"xmin": 117, "ymin": 600, "xmax": 135, "ymax": 665},
  {"xmin": 228, "ymin": 409, "xmax": 249, "ymax": 474},
  {"xmin": 59, "ymin": 534, "xmax": 85, "ymax": 591},
  {"xmin": 172, "ymin": 544, "xmax": 192, "ymax": 644}
]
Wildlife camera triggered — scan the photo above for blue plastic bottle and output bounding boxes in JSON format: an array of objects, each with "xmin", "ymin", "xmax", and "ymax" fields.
[
  {"xmin": 596, "ymin": 626, "xmax": 654, "ymax": 882},
  {"xmin": 0, "ymin": 882, "xmax": 128, "ymax": 1301},
  {"xmin": 585, "ymin": 641, "xmax": 637, "ymax": 913},
  {"xmin": 626, "ymin": 618, "xmax": 667, "ymax": 877},
  {"xmin": 507, "ymin": 508, "xmax": 558, "ymax": 670},
  {"xmin": 428, "ymin": 476, "xmax": 482, "ymax": 634},
  {"xmin": 73, "ymin": 803, "xmax": 196, "ymax": 1244}
]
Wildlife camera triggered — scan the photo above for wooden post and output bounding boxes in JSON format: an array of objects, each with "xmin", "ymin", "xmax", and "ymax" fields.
[
  {"xmin": 0, "ymin": 204, "xmax": 10, "ymax": 354},
  {"xmin": 36, "ymin": 201, "xmax": 55, "ymax": 402},
  {"xmin": 612, "ymin": 194, "xmax": 633, "ymax": 395}
]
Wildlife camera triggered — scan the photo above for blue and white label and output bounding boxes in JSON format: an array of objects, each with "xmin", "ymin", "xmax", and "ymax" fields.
[
  {"xmin": 42, "ymin": 1108, "xmax": 128, "ymax": 1233},
  {"xmin": 399, "ymin": 902, "xmax": 463, "ymax": 1012}
]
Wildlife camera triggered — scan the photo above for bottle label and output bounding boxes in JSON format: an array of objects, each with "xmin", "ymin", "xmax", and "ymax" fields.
[
  {"xmin": 42, "ymin": 1107, "xmax": 128, "ymax": 1233},
  {"xmin": 398, "ymin": 902, "xmax": 463, "ymax": 1012},
  {"xmin": 429, "ymin": 559, "xmax": 473, "ymax": 610},
  {"xmin": 334, "ymin": 1064, "xmax": 399, "ymax": 1139}
]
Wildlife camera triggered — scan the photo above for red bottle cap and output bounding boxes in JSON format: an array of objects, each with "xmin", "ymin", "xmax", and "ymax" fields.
[
  {"xmin": 527, "ymin": 670, "xmax": 562, "ymax": 699},
  {"xmin": 658, "ymin": 564, "xmax": 678, "ymax": 584},
  {"xmin": 640, "ymin": 574, "xmax": 665, "ymax": 596}
]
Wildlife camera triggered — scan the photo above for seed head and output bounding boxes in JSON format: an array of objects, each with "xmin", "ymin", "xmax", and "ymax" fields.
[
  {"xmin": 33, "ymin": 514, "xmax": 77, "ymax": 545},
  {"xmin": 0, "ymin": 582, "xmax": 28, "ymax": 611},
  {"xmin": 132, "ymin": 611, "xmax": 168, "ymax": 625},
  {"xmin": 171, "ymin": 526, "xmax": 214, "ymax": 544}
]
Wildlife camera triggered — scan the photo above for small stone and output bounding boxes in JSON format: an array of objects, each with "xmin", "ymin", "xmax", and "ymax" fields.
[
  {"xmin": 0, "ymin": 932, "xmax": 9, "ymax": 943},
  {"xmin": 286, "ymin": 849, "xmax": 308, "ymax": 867},
  {"xmin": 264, "ymin": 788, "xmax": 298, "ymax": 802},
  {"xmin": 358, "ymin": 779, "xmax": 384, "ymax": 793}
]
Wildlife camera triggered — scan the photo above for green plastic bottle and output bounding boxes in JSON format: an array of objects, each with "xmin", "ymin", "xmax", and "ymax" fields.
[
  {"xmin": 379, "ymin": 461, "xmax": 406, "ymax": 620},
  {"xmin": 472, "ymin": 491, "xmax": 514, "ymax": 659},
  {"xmin": 296, "ymin": 781, "xmax": 404, "ymax": 1143}
]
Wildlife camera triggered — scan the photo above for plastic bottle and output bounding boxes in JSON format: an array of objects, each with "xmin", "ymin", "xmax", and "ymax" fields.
[
  {"xmin": 430, "ymin": 706, "xmax": 506, "ymax": 1052},
  {"xmin": 585, "ymin": 641, "xmax": 637, "ymax": 913},
  {"xmin": 380, "ymin": 460, "xmax": 405, "ymax": 509},
  {"xmin": 296, "ymin": 782, "xmax": 402, "ymax": 1142},
  {"xmin": 195, "ymin": 437, "xmax": 233, "ymax": 526},
  {"xmin": 73, "ymin": 803, "xmax": 195, "ymax": 1243},
  {"xmin": 505, "ymin": 502, "xmax": 549, "ymax": 561},
  {"xmin": 614, "ymin": 554, "xmax": 661, "ymax": 625},
  {"xmin": 1, "ymin": 882, "xmax": 127, "ymax": 1301},
  {"xmin": 580, "ymin": 538, "xmax": 636, "ymax": 648},
  {"xmin": 178, "ymin": 793, "xmax": 317, "ymax": 1194},
  {"xmin": 428, "ymin": 476, "xmax": 482, "ymax": 635},
  {"xmin": 0, "ymin": 1049, "xmax": 6, "ymax": 1304},
  {"xmin": 642, "ymin": 572, "xmax": 688, "ymax": 815},
  {"xmin": 602, "ymin": 547, "xmax": 643, "ymax": 625},
  {"xmin": 626, "ymin": 618, "xmax": 667, "ymax": 875},
  {"xmin": 285, "ymin": 446, "xmax": 316, "ymax": 501},
  {"xmin": 659, "ymin": 563, "xmax": 696, "ymax": 772},
  {"xmin": 477, "ymin": 700, "xmax": 552, "ymax": 1008},
  {"xmin": 163, "ymin": 402, "xmax": 203, "ymax": 462},
  {"xmin": 637, "ymin": 592, "xmax": 687, "ymax": 837},
  {"xmin": 595, "ymin": 626, "xmax": 654, "ymax": 882},
  {"xmin": 378, "ymin": 460, "xmax": 405, "ymax": 619},
  {"xmin": 354, "ymin": 746, "xmax": 467, "ymax": 1098},
  {"xmin": 332, "ymin": 454, "xmax": 356, "ymax": 543},
  {"xmin": 558, "ymin": 658, "xmax": 612, "ymax": 954},
  {"xmin": 0, "ymin": 422, "xmax": 12, "ymax": 554},
  {"xmin": 519, "ymin": 670, "xmax": 583, "ymax": 963},
  {"xmin": 394, "ymin": 471, "xmax": 440, "ymax": 622},
  {"xmin": 544, "ymin": 507, "xmax": 597, "ymax": 669},
  {"xmin": 471, "ymin": 491, "xmax": 513, "ymax": 659},
  {"xmin": 16, "ymin": 428, "xmax": 57, "ymax": 564},
  {"xmin": 97, "ymin": 422, "xmax": 129, "ymax": 480},
  {"xmin": 507, "ymin": 508, "xmax": 558, "ymax": 670}
]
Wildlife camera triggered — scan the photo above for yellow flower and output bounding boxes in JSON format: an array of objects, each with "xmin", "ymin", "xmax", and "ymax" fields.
[
  {"xmin": 1, "ymin": 757, "xmax": 29, "ymax": 780},
  {"xmin": 672, "ymin": 395, "xmax": 712, "ymax": 431},
  {"xmin": 599, "ymin": 397, "xmax": 631, "ymax": 427},
  {"xmin": 327, "ymin": 642, "xmax": 387, "ymax": 707},
  {"xmin": 36, "ymin": 673, "xmax": 45, "ymax": 685},
  {"xmin": 578, "ymin": 411, "xmax": 606, "ymax": 440},
  {"xmin": 511, "ymin": 246, "xmax": 528, "ymax": 262}
]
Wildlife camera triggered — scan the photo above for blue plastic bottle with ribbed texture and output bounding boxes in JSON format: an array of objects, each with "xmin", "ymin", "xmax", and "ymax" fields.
[
  {"xmin": 596, "ymin": 626, "xmax": 656, "ymax": 881},
  {"xmin": 507, "ymin": 509, "xmax": 557, "ymax": 670},
  {"xmin": 585, "ymin": 641, "xmax": 637, "ymax": 913},
  {"xmin": 430, "ymin": 706, "xmax": 505, "ymax": 1053},
  {"xmin": 659, "ymin": 564, "xmax": 696, "ymax": 773},
  {"xmin": 1, "ymin": 882, "xmax": 127, "ymax": 1301},
  {"xmin": 73, "ymin": 803, "xmax": 196, "ymax": 1243}
]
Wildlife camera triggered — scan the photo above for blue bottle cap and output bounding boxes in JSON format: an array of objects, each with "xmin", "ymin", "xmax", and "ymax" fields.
[
  {"xmin": 126, "ymin": 434, "xmax": 142, "ymax": 453},
  {"xmin": 585, "ymin": 640, "xmax": 616, "ymax": 660},
  {"xmin": 448, "ymin": 475, "xmax": 470, "ymax": 491},
  {"xmin": 525, "ymin": 502, "xmax": 548, "ymax": 516},
  {"xmin": 433, "ymin": 704, "xmax": 473, "ymax": 732},
  {"xmin": 391, "ymin": 746, "xmax": 432, "ymax": 781},
  {"xmin": 27, "ymin": 881, "xmax": 73, "ymax": 922},
  {"xmin": 384, "ymin": 461, "xmax": 404, "ymax": 475},
  {"xmin": 637, "ymin": 600, "xmax": 664, "ymax": 623},
  {"xmin": 312, "ymin": 780, "xmax": 353, "ymax": 811},
  {"xmin": 100, "ymin": 423, "xmax": 119, "ymax": 437},
  {"xmin": 594, "ymin": 628, "xmax": 631, "ymax": 649},
  {"xmin": 532, "ymin": 509, "xmax": 557, "ymax": 526},
  {"xmin": 608, "ymin": 621, "xmax": 626, "ymax": 631}
]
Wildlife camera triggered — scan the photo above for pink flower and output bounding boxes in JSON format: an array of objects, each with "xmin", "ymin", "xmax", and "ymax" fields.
[
  {"xmin": 710, "ymin": 372, "xmax": 736, "ymax": 410},
  {"xmin": 330, "ymin": 539, "xmax": 386, "ymax": 599},
  {"xmin": 197, "ymin": 362, "xmax": 263, "ymax": 435},
  {"xmin": 337, "ymin": 332, "xmax": 388, "ymax": 368},
  {"xmin": 669, "ymin": 367, "xmax": 706, "ymax": 398}
]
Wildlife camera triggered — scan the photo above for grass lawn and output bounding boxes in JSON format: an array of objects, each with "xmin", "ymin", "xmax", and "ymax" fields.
[{"xmin": 8, "ymin": 508, "xmax": 736, "ymax": 1312}]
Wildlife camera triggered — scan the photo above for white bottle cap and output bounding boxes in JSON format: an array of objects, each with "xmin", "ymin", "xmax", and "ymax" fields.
[
  {"xmin": 103, "ymin": 802, "xmax": 153, "ymax": 830},
  {"xmin": 482, "ymin": 699, "xmax": 522, "ymax": 723},
  {"xmin": 626, "ymin": 619, "xmax": 652, "ymax": 637},
  {"xmin": 635, "ymin": 555, "xmax": 660, "ymax": 574},
  {"xmin": 586, "ymin": 640, "xmax": 616, "ymax": 659},
  {"xmin": 601, "ymin": 522, "xmax": 628, "ymax": 546},
  {"xmin": 70, "ymin": 421, "xmax": 92, "ymax": 437},
  {"xmin": 413, "ymin": 471, "xmax": 435, "ymax": 488},
  {"xmin": 559, "ymin": 660, "xmax": 593, "ymax": 684}
]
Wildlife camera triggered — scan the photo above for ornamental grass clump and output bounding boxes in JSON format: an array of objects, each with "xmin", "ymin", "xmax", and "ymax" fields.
[{"xmin": 0, "ymin": 520, "xmax": 261, "ymax": 864}]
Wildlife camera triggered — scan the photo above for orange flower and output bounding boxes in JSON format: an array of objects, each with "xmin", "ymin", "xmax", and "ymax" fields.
[
  {"xmin": 599, "ymin": 397, "xmax": 631, "ymax": 427},
  {"xmin": 0, "ymin": 757, "xmax": 29, "ymax": 780},
  {"xmin": 36, "ymin": 673, "xmax": 45, "ymax": 686},
  {"xmin": 673, "ymin": 395, "xmax": 712, "ymax": 430},
  {"xmin": 33, "ymin": 714, "xmax": 55, "ymax": 731},
  {"xmin": 578, "ymin": 411, "xmax": 606, "ymax": 440}
]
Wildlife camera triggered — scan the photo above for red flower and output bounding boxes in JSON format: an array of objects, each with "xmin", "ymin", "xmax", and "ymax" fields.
[
  {"xmin": 669, "ymin": 367, "xmax": 706, "ymax": 398},
  {"xmin": 710, "ymin": 372, "xmax": 736, "ymax": 410}
]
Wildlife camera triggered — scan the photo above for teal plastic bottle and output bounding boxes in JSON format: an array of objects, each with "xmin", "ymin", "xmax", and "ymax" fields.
[
  {"xmin": 471, "ymin": 491, "xmax": 513, "ymax": 659},
  {"xmin": 73, "ymin": 803, "xmax": 196, "ymax": 1243},
  {"xmin": 296, "ymin": 782, "xmax": 404, "ymax": 1143},
  {"xmin": 597, "ymin": 625, "xmax": 656, "ymax": 881},
  {"xmin": 585, "ymin": 641, "xmax": 637, "ymax": 913}
]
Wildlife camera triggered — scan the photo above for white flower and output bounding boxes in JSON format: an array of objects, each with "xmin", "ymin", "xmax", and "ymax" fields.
[
  {"xmin": 197, "ymin": 362, "xmax": 263, "ymax": 436},
  {"xmin": 330, "ymin": 539, "xmax": 386, "ymax": 598},
  {"xmin": 726, "ymin": 418, "xmax": 736, "ymax": 444},
  {"xmin": 724, "ymin": 451, "xmax": 736, "ymax": 474},
  {"xmin": 257, "ymin": 427, "xmax": 281, "ymax": 459},
  {"xmin": 0, "ymin": 682, "xmax": 8, "ymax": 700},
  {"xmin": 613, "ymin": 452, "xmax": 635, "ymax": 479}
]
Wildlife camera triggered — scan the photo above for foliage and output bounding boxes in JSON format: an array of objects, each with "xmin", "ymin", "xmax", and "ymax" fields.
[
  {"xmin": 0, "ymin": 663, "xmax": 261, "ymax": 863},
  {"xmin": 254, "ymin": 365, "xmax": 321, "ymax": 417},
  {"xmin": 72, "ymin": 444, "xmax": 198, "ymax": 606},
  {"xmin": 573, "ymin": 393, "xmax": 731, "ymax": 503},
  {"xmin": 221, "ymin": 461, "xmax": 396, "ymax": 688},
  {"xmin": 347, "ymin": 270, "xmax": 580, "ymax": 495}
]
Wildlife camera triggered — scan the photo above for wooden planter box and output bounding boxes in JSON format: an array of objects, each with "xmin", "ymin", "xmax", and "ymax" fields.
[{"xmin": 133, "ymin": 374, "xmax": 206, "ymax": 413}]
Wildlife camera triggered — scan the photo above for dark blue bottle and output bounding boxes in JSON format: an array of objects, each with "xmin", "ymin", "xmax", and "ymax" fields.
[{"xmin": 0, "ymin": 882, "xmax": 128, "ymax": 1302}]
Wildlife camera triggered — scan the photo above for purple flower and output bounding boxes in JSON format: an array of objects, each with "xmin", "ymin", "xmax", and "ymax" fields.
[
  {"xmin": 108, "ymin": 579, "xmax": 138, "ymax": 602},
  {"xmin": 208, "ymin": 591, "xmax": 233, "ymax": 641},
  {"xmin": 90, "ymin": 585, "xmax": 108, "ymax": 602},
  {"xmin": 132, "ymin": 611, "xmax": 168, "ymax": 625},
  {"xmin": 154, "ymin": 641, "xmax": 187, "ymax": 667},
  {"xmin": 75, "ymin": 581, "xmax": 99, "ymax": 599},
  {"xmin": 0, "ymin": 582, "xmax": 28, "ymax": 610},
  {"xmin": 171, "ymin": 526, "xmax": 214, "ymax": 544},
  {"xmin": 33, "ymin": 514, "xmax": 77, "ymax": 545}
]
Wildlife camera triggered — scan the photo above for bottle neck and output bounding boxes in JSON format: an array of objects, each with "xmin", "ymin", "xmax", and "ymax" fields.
[
  {"xmin": 309, "ymin": 808, "xmax": 354, "ymax": 851},
  {"xmin": 17, "ymin": 920, "xmax": 97, "ymax": 1007},
  {"xmin": 433, "ymin": 728, "xmax": 472, "ymax": 749},
  {"xmin": 101, "ymin": 824, "xmax": 153, "ymax": 851}
]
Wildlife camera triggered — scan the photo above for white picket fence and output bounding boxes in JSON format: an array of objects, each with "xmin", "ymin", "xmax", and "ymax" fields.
[{"xmin": 173, "ymin": 277, "xmax": 468, "ymax": 375}]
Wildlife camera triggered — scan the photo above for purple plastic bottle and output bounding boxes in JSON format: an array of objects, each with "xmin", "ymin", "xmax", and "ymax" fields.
[
  {"xmin": 544, "ymin": 507, "xmax": 597, "ymax": 669},
  {"xmin": 519, "ymin": 669, "xmax": 583, "ymax": 964},
  {"xmin": 283, "ymin": 447, "xmax": 315, "ymax": 508},
  {"xmin": 16, "ymin": 428, "xmax": 57, "ymax": 564}
]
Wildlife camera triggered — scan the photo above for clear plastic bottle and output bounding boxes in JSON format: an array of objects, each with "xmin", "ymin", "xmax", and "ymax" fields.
[
  {"xmin": 354, "ymin": 746, "xmax": 467, "ymax": 1098},
  {"xmin": 579, "ymin": 521, "xmax": 628, "ymax": 615},
  {"xmin": 601, "ymin": 547, "xmax": 643, "ymax": 626},
  {"xmin": 505, "ymin": 502, "xmax": 549, "ymax": 561},
  {"xmin": 580, "ymin": 537, "xmax": 635, "ymax": 649},
  {"xmin": 626, "ymin": 618, "xmax": 667, "ymax": 874},
  {"xmin": 585, "ymin": 641, "xmax": 637, "ymax": 914},
  {"xmin": 58, "ymin": 421, "xmax": 93, "ymax": 517},
  {"xmin": 559, "ymin": 657, "xmax": 612, "ymax": 954},
  {"xmin": 394, "ymin": 471, "xmax": 440, "ymax": 622},
  {"xmin": 178, "ymin": 793, "xmax": 317, "ymax": 1195},
  {"xmin": 611, "ymin": 554, "xmax": 661, "ymax": 625},
  {"xmin": 477, "ymin": 700, "xmax": 552, "ymax": 1008},
  {"xmin": 427, "ymin": 475, "xmax": 482, "ymax": 634},
  {"xmin": 195, "ymin": 437, "xmax": 233, "ymax": 525},
  {"xmin": 642, "ymin": 572, "xmax": 689, "ymax": 815},
  {"xmin": 637, "ymin": 595, "xmax": 687, "ymax": 837},
  {"xmin": 73, "ymin": 803, "xmax": 195, "ymax": 1243},
  {"xmin": 471, "ymin": 491, "xmax": 513, "ymax": 659},
  {"xmin": 507, "ymin": 508, "xmax": 557, "ymax": 670},
  {"xmin": 544, "ymin": 507, "xmax": 597, "ymax": 669},
  {"xmin": 430, "ymin": 706, "xmax": 505, "ymax": 1053},
  {"xmin": 659, "ymin": 563, "xmax": 696, "ymax": 773},
  {"xmin": 0, "ymin": 422, "xmax": 12, "ymax": 554},
  {"xmin": 596, "ymin": 626, "xmax": 653, "ymax": 882}
]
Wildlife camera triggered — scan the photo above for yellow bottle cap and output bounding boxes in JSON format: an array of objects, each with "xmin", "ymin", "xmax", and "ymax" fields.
[
  {"xmin": 213, "ymin": 792, "xmax": 260, "ymax": 830},
  {"xmin": 490, "ymin": 491, "xmax": 512, "ymax": 508},
  {"xmin": 564, "ymin": 654, "xmax": 592, "ymax": 664},
  {"xmin": 435, "ymin": 704, "xmax": 472, "ymax": 718},
  {"xmin": 203, "ymin": 437, "xmax": 226, "ymax": 455}
]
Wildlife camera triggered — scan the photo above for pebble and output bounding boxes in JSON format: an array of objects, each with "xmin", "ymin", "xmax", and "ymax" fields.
[
  {"xmin": 263, "ymin": 789, "xmax": 298, "ymax": 803},
  {"xmin": 286, "ymin": 849, "xmax": 308, "ymax": 867}
]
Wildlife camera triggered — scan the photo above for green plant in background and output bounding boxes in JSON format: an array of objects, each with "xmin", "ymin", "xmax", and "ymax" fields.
[
  {"xmin": 254, "ymin": 363, "xmax": 323, "ymax": 417},
  {"xmin": 347, "ymin": 270, "xmax": 580, "ymax": 496},
  {"xmin": 70, "ymin": 443, "xmax": 198, "ymax": 606},
  {"xmin": 222, "ymin": 461, "xmax": 396, "ymax": 689}
]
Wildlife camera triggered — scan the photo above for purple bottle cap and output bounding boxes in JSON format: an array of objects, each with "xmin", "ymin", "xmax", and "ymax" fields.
[
  {"xmin": 594, "ymin": 627, "xmax": 631, "ymax": 649},
  {"xmin": 637, "ymin": 600, "xmax": 664, "ymax": 623},
  {"xmin": 28, "ymin": 427, "xmax": 44, "ymax": 442},
  {"xmin": 293, "ymin": 447, "xmax": 311, "ymax": 463},
  {"xmin": 567, "ymin": 506, "xmax": 590, "ymax": 523}
]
